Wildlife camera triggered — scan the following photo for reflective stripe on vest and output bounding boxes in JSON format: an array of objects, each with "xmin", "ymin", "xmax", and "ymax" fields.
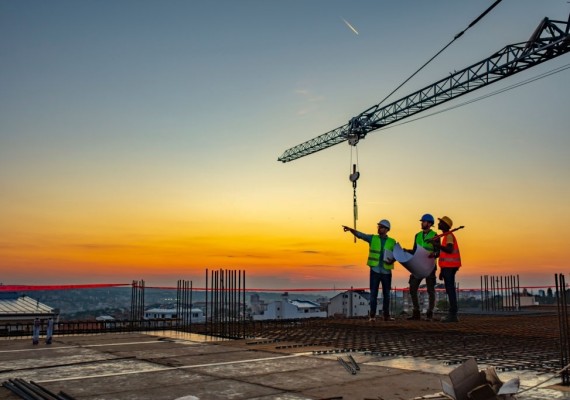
[
  {"xmin": 367, "ymin": 236, "xmax": 396, "ymax": 269},
  {"xmin": 439, "ymin": 232, "xmax": 461, "ymax": 268},
  {"xmin": 415, "ymin": 230, "xmax": 436, "ymax": 252}
]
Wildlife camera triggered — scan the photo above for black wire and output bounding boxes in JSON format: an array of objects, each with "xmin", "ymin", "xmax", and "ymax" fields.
[{"xmin": 375, "ymin": 0, "xmax": 503, "ymax": 109}]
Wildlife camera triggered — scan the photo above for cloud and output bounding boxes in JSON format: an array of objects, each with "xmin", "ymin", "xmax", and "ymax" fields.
[
  {"xmin": 294, "ymin": 87, "xmax": 325, "ymax": 115},
  {"xmin": 71, "ymin": 243, "xmax": 141, "ymax": 250},
  {"xmin": 224, "ymin": 253, "xmax": 271, "ymax": 259}
]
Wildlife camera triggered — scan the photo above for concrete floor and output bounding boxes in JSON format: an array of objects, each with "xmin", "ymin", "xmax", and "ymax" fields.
[{"xmin": 0, "ymin": 330, "xmax": 567, "ymax": 400}]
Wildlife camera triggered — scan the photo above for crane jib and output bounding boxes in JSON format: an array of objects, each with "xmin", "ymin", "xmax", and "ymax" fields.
[{"xmin": 277, "ymin": 16, "xmax": 570, "ymax": 163}]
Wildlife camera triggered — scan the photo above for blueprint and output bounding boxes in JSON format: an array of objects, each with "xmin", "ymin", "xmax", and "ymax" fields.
[{"xmin": 393, "ymin": 243, "xmax": 436, "ymax": 279}]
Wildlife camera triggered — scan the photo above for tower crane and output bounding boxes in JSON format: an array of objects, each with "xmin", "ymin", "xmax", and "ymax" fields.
[{"xmin": 277, "ymin": 15, "xmax": 570, "ymax": 164}]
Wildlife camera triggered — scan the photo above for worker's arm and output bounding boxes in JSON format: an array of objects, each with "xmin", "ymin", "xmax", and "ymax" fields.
[
  {"xmin": 342, "ymin": 226, "xmax": 371, "ymax": 242},
  {"xmin": 433, "ymin": 236, "xmax": 452, "ymax": 253},
  {"xmin": 342, "ymin": 225, "xmax": 356, "ymax": 235},
  {"xmin": 433, "ymin": 237, "xmax": 442, "ymax": 258}
]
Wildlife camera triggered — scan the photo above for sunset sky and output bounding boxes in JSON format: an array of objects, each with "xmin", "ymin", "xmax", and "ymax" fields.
[{"xmin": 1, "ymin": 1, "xmax": 569, "ymax": 291}]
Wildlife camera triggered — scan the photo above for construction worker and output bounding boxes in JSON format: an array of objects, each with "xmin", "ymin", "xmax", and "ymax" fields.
[
  {"xmin": 406, "ymin": 213, "xmax": 440, "ymax": 321},
  {"xmin": 46, "ymin": 318, "xmax": 54, "ymax": 344},
  {"xmin": 32, "ymin": 318, "xmax": 40, "ymax": 345},
  {"xmin": 343, "ymin": 219, "xmax": 396, "ymax": 321},
  {"xmin": 433, "ymin": 216, "xmax": 462, "ymax": 323}
]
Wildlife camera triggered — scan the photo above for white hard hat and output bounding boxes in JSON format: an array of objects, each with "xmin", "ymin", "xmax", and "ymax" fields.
[{"xmin": 378, "ymin": 219, "xmax": 391, "ymax": 229}]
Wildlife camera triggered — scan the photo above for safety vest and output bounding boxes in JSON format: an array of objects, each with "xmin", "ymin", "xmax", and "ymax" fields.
[
  {"xmin": 439, "ymin": 232, "xmax": 462, "ymax": 268},
  {"xmin": 415, "ymin": 230, "xmax": 436, "ymax": 252},
  {"xmin": 367, "ymin": 235, "xmax": 397, "ymax": 269}
]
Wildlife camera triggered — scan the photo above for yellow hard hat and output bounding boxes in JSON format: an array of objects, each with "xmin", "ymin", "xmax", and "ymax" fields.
[{"xmin": 439, "ymin": 216, "xmax": 453, "ymax": 228}]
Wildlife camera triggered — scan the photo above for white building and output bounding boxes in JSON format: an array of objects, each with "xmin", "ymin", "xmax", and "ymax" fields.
[
  {"xmin": 501, "ymin": 294, "xmax": 538, "ymax": 308},
  {"xmin": 250, "ymin": 293, "xmax": 265, "ymax": 315},
  {"xmin": 144, "ymin": 307, "xmax": 205, "ymax": 323},
  {"xmin": 95, "ymin": 315, "xmax": 115, "ymax": 322},
  {"xmin": 0, "ymin": 292, "xmax": 59, "ymax": 333},
  {"xmin": 328, "ymin": 290, "xmax": 374, "ymax": 318},
  {"xmin": 252, "ymin": 297, "xmax": 326, "ymax": 321}
]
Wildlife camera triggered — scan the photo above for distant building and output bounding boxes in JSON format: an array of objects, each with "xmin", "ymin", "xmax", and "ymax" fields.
[
  {"xmin": 252, "ymin": 293, "xmax": 326, "ymax": 320},
  {"xmin": 95, "ymin": 315, "xmax": 116, "ymax": 328},
  {"xmin": 328, "ymin": 290, "xmax": 373, "ymax": 318},
  {"xmin": 144, "ymin": 307, "xmax": 205, "ymax": 323},
  {"xmin": 95, "ymin": 315, "xmax": 115, "ymax": 322},
  {"xmin": 315, "ymin": 296, "xmax": 331, "ymax": 312},
  {"xmin": 0, "ymin": 292, "xmax": 59, "ymax": 333},
  {"xmin": 250, "ymin": 293, "xmax": 265, "ymax": 315},
  {"xmin": 502, "ymin": 294, "xmax": 538, "ymax": 308}
]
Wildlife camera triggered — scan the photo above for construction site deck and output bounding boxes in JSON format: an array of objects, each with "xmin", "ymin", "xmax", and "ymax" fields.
[{"xmin": 1, "ymin": 310, "xmax": 570, "ymax": 400}]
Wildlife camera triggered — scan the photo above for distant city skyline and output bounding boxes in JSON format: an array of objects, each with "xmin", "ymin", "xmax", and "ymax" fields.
[{"xmin": 1, "ymin": 1, "xmax": 570, "ymax": 290}]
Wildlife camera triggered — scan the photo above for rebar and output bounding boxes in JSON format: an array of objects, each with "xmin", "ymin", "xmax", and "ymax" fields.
[{"xmin": 556, "ymin": 273, "xmax": 570, "ymax": 385}]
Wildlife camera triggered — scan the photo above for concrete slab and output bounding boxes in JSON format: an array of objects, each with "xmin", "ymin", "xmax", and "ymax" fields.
[
  {"xmin": 59, "ymin": 375, "xmax": 281, "ymax": 400},
  {"xmin": 0, "ymin": 330, "xmax": 566, "ymax": 399},
  {"xmin": 301, "ymin": 369, "xmax": 445, "ymax": 400},
  {"xmin": 198, "ymin": 354, "xmax": 327, "ymax": 378}
]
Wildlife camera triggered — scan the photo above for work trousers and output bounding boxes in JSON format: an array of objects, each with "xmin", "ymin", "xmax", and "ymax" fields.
[
  {"xmin": 370, "ymin": 270, "xmax": 392, "ymax": 318},
  {"xmin": 408, "ymin": 267, "xmax": 436, "ymax": 313},
  {"xmin": 46, "ymin": 320, "xmax": 54, "ymax": 344},
  {"xmin": 32, "ymin": 322, "xmax": 40, "ymax": 345},
  {"xmin": 440, "ymin": 267, "xmax": 459, "ymax": 315}
]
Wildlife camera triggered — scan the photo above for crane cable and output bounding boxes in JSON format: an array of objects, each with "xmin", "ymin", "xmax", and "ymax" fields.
[
  {"xmin": 349, "ymin": 145, "xmax": 360, "ymax": 242},
  {"xmin": 375, "ymin": 0, "xmax": 503, "ymax": 108},
  {"xmin": 345, "ymin": 0, "xmax": 502, "ymax": 242}
]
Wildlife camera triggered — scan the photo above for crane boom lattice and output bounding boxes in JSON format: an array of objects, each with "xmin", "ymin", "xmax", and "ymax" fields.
[{"xmin": 278, "ymin": 16, "xmax": 570, "ymax": 163}]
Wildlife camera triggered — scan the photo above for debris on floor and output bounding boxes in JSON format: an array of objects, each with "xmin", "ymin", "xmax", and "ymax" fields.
[{"xmin": 441, "ymin": 357, "xmax": 520, "ymax": 400}]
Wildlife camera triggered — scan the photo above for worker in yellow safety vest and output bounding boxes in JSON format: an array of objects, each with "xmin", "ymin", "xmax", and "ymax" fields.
[
  {"xmin": 343, "ymin": 219, "xmax": 397, "ymax": 321},
  {"xmin": 433, "ymin": 216, "xmax": 462, "ymax": 323},
  {"xmin": 406, "ymin": 213, "xmax": 440, "ymax": 321}
]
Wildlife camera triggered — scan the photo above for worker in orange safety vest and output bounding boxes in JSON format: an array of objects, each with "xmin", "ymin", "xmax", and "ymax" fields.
[{"xmin": 434, "ymin": 216, "xmax": 462, "ymax": 323}]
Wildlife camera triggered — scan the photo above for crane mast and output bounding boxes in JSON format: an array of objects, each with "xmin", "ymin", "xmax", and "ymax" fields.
[{"xmin": 278, "ymin": 15, "xmax": 570, "ymax": 163}]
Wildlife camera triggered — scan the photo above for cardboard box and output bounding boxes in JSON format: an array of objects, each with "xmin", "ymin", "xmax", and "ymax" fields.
[{"xmin": 441, "ymin": 358, "xmax": 519, "ymax": 400}]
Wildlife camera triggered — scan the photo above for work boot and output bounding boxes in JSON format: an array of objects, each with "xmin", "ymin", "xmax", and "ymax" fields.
[
  {"xmin": 425, "ymin": 310, "xmax": 433, "ymax": 321},
  {"xmin": 407, "ymin": 310, "xmax": 421, "ymax": 320},
  {"xmin": 383, "ymin": 314, "xmax": 394, "ymax": 322},
  {"xmin": 441, "ymin": 314, "xmax": 459, "ymax": 323}
]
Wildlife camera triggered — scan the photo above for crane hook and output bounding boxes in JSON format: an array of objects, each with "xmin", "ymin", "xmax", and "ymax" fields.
[
  {"xmin": 349, "ymin": 164, "xmax": 360, "ymax": 188},
  {"xmin": 349, "ymin": 164, "xmax": 359, "ymax": 243}
]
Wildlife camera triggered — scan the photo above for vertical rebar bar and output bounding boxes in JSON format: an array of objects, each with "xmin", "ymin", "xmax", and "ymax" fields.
[
  {"xmin": 497, "ymin": 276, "xmax": 505, "ymax": 311},
  {"xmin": 517, "ymin": 275, "xmax": 521, "ymax": 310},
  {"xmin": 556, "ymin": 274, "xmax": 570, "ymax": 385},
  {"xmin": 480, "ymin": 276, "xmax": 483, "ymax": 312},
  {"xmin": 243, "ymin": 270, "xmax": 246, "ymax": 339},
  {"xmin": 233, "ymin": 269, "xmax": 237, "ymax": 338},
  {"xmin": 205, "ymin": 269, "xmax": 208, "ymax": 336}
]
